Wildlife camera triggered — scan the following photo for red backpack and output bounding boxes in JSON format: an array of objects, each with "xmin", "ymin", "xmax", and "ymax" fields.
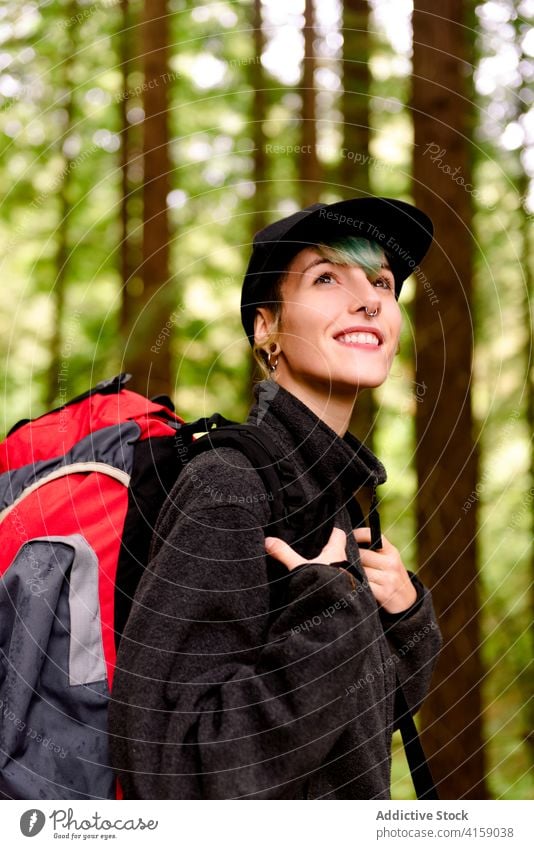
[{"xmin": 0, "ymin": 374, "xmax": 189, "ymax": 798}]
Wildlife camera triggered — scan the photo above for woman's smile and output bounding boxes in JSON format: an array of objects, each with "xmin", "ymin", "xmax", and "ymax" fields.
[{"xmin": 333, "ymin": 326, "xmax": 384, "ymax": 349}]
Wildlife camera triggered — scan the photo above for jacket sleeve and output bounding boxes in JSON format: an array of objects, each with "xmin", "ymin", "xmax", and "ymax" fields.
[
  {"xmin": 109, "ymin": 449, "xmax": 380, "ymax": 799},
  {"xmin": 378, "ymin": 572, "xmax": 443, "ymax": 727}
]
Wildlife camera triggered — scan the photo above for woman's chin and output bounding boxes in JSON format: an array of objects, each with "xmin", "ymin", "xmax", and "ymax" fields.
[
  {"xmin": 330, "ymin": 369, "xmax": 389, "ymax": 392},
  {"xmin": 280, "ymin": 368, "xmax": 388, "ymax": 395},
  {"xmin": 313, "ymin": 374, "xmax": 387, "ymax": 396}
]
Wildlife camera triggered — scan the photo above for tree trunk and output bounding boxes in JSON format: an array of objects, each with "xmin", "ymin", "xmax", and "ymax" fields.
[
  {"xmin": 47, "ymin": 174, "xmax": 70, "ymax": 408},
  {"xmin": 519, "ymin": 169, "xmax": 534, "ymax": 764},
  {"xmin": 251, "ymin": 0, "xmax": 268, "ymax": 236},
  {"xmin": 300, "ymin": 0, "xmax": 319, "ymax": 206},
  {"xmin": 341, "ymin": 0, "xmax": 376, "ymax": 450},
  {"xmin": 412, "ymin": 0, "xmax": 488, "ymax": 798},
  {"xmin": 247, "ymin": 0, "xmax": 268, "ymax": 395},
  {"xmin": 341, "ymin": 0, "xmax": 370, "ymax": 201},
  {"xmin": 118, "ymin": 0, "xmax": 141, "ymax": 338},
  {"xmin": 46, "ymin": 2, "xmax": 76, "ymax": 407},
  {"xmin": 510, "ymin": 12, "xmax": 534, "ymax": 766},
  {"xmin": 125, "ymin": 0, "xmax": 172, "ymax": 397}
]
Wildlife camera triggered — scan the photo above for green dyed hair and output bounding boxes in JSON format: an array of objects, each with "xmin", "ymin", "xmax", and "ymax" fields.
[
  {"xmin": 253, "ymin": 236, "xmax": 387, "ymax": 379},
  {"xmin": 315, "ymin": 236, "xmax": 385, "ymax": 278}
]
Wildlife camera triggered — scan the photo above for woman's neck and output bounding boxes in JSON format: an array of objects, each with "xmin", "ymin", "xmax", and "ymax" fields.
[{"xmin": 273, "ymin": 375, "xmax": 356, "ymax": 437}]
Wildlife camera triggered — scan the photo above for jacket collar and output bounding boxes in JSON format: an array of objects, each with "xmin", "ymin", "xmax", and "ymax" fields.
[{"xmin": 247, "ymin": 379, "xmax": 387, "ymax": 499}]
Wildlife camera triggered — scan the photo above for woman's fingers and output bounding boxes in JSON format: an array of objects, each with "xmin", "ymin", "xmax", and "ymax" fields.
[
  {"xmin": 318, "ymin": 525, "xmax": 347, "ymax": 565},
  {"xmin": 353, "ymin": 527, "xmax": 417, "ymax": 613},
  {"xmin": 352, "ymin": 526, "xmax": 388, "ymax": 554},
  {"xmin": 264, "ymin": 536, "xmax": 305, "ymax": 571},
  {"xmin": 265, "ymin": 525, "xmax": 347, "ymax": 572}
]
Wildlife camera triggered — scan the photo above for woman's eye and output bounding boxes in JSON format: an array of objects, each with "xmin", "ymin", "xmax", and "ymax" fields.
[
  {"xmin": 314, "ymin": 273, "xmax": 337, "ymax": 286},
  {"xmin": 373, "ymin": 275, "xmax": 393, "ymax": 290}
]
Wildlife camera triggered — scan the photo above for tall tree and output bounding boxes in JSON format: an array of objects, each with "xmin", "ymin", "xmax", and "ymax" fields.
[
  {"xmin": 513, "ymin": 14, "xmax": 534, "ymax": 764},
  {"xmin": 412, "ymin": 0, "xmax": 488, "ymax": 798},
  {"xmin": 341, "ymin": 0, "xmax": 377, "ymax": 450},
  {"xmin": 118, "ymin": 0, "xmax": 143, "ymax": 340},
  {"xmin": 247, "ymin": 0, "xmax": 268, "ymax": 392},
  {"xmin": 300, "ymin": 0, "xmax": 320, "ymax": 206},
  {"xmin": 341, "ymin": 0, "xmax": 370, "ymax": 202},
  {"xmin": 46, "ymin": 1, "xmax": 76, "ymax": 407},
  {"xmin": 251, "ymin": 0, "xmax": 268, "ymax": 236},
  {"xmin": 519, "ymin": 164, "xmax": 534, "ymax": 765},
  {"xmin": 124, "ymin": 0, "xmax": 172, "ymax": 396}
]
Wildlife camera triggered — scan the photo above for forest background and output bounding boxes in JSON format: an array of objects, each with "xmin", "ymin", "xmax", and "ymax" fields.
[{"xmin": 0, "ymin": 0, "xmax": 532, "ymax": 799}]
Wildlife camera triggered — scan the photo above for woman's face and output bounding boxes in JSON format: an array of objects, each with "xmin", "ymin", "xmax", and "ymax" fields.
[{"xmin": 256, "ymin": 246, "xmax": 402, "ymax": 399}]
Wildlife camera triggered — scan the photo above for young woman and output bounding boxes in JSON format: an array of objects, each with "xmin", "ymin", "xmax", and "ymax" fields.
[{"xmin": 109, "ymin": 196, "xmax": 443, "ymax": 800}]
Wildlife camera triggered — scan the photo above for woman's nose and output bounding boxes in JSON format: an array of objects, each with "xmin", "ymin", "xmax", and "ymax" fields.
[{"xmin": 347, "ymin": 284, "xmax": 381, "ymax": 317}]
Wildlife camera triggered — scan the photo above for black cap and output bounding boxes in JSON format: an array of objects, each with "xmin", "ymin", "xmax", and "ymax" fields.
[{"xmin": 240, "ymin": 196, "xmax": 434, "ymax": 347}]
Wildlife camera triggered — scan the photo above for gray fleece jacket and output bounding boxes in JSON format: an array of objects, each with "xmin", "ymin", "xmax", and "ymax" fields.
[{"xmin": 109, "ymin": 380, "xmax": 442, "ymax": 799}]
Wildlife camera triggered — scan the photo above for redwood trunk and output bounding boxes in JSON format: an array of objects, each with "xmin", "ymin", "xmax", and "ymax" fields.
[
  {"xmin": 47, "ymin": 1, "xmax": 76, "ymax": 407},
  {"xmin": 300, "ymin": 0, "xmax": 319, "ymax": 206},
  {"xmin": 118, "ymin": 0, "xmax": 138, "ymax": 337},
  {"xmin": 251, "ymin": 0, "xmax": 268, "ymax": 235},
  {"xmin": 412, "ymin": 0, "xmax": 488, "ymax": 798},
  {"xmin": 248, "ymin": 0, "xmax": 268, "ymax": 393},
  {"xmin": 342, "ymin": 0, "xmax": 376, "ymax": 448},
  {"xmin": 126, "ymin": 0, "xmax": 172, "ymax": 396}
]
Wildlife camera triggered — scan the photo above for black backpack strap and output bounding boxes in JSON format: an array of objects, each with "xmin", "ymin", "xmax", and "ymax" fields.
[
  {"xmin": 394, "ymin": 674, "xmax": 439, "ymax": 799},
  {"xmin": 347, "ymin": 483, "xmax": 383, "ymax": 552},
  {"xmin": 185, "ymin": 422, "xmax": 310, "ymax": 629},
  {"xmin": 186, "ymin": 422, "xmax": 305, "ymax": 536},
  {"xmin": 178, "ymin": 412, "xmax": 238, "ymax": 439}
]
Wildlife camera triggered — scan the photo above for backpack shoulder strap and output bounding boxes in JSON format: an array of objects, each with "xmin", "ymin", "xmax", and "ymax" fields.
[
  {"xmin": 394, "ymin": 675, "xmax": 439, "ymax": 799},
  {"xmin": 185, "ymin": 422, "xmax": 305, "ymax": 536}
]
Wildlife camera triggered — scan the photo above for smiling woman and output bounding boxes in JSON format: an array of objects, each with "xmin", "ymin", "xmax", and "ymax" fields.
[
  {"xmin": 252, "ymin": 235, "xmax": 395, "ymax": 381},
  {"xmin": 252, "ymin": 235, "xmax": 402, "ymax": 426},
  {"xmin": 110, "ymin": 196, "xmax": 443, "ymax": 801}
]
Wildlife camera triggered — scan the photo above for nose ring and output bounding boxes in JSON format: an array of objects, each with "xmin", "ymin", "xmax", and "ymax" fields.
[{"xmin": 365, "ymin": 307, "xmax": 378, "ymax": 317}]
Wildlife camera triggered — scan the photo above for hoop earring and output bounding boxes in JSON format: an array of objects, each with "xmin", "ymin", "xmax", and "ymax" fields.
[{"xmin": 267, "ymin": 342, "xmax": 280, "ymax": 372}]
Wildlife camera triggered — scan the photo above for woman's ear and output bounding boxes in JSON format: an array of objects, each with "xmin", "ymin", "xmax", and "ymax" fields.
[{"xmin": 253, "ymin": 306, "xmax": 275, "ymax": 347}]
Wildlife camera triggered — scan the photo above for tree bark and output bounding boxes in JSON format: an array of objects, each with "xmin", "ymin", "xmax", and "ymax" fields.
[
  {"xmin": 514, "ymin": 134, "xmax": 534, "ymax": 771},
  {"xmin": 412, "ymin": 0, "xmax": 488, "ymax": 798},
  {"xmin": 247, "ymin": 0, "xmax": 268, "ymax": 395},
  {"xmin": 251, "ymin": 0, "xmax": 268, "ymax": 236},
  {"xmin": 518, "ymin": 167, "xmax": 534, "ymax": 765},
  {"xmin": 341, "ymin": 0, "xmax": 376, "ymax": 450},
  {"xmin": 118, "ymin": 0, "xmax": 142, "ymax": 338},
  {"xmin": 125, "ymin": 0, "xmax": 172, "ymax": 397},
  {"xmin": 46, "ymin": 1, "xmax": 76, "ymax": 407},
  {"xmin": 300, "ymin": 0, "xmax": 319, "ymax": 206},
  {"xmin": 341, "ymin": 0, "xmax": 370, "ymax": 201},
  {"xmin": 510, "ymin": 13, "xmax": 534, "ymax": 767}
]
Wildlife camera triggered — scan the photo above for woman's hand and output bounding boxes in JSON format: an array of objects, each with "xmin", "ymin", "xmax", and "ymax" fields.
[
  {"xmin": 353, "ymin": 528, "xmax": 417, "ymax": 614},
  {"xmin": 264, "ymin": 526, "xmax": 347, "ymax": 572}
]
